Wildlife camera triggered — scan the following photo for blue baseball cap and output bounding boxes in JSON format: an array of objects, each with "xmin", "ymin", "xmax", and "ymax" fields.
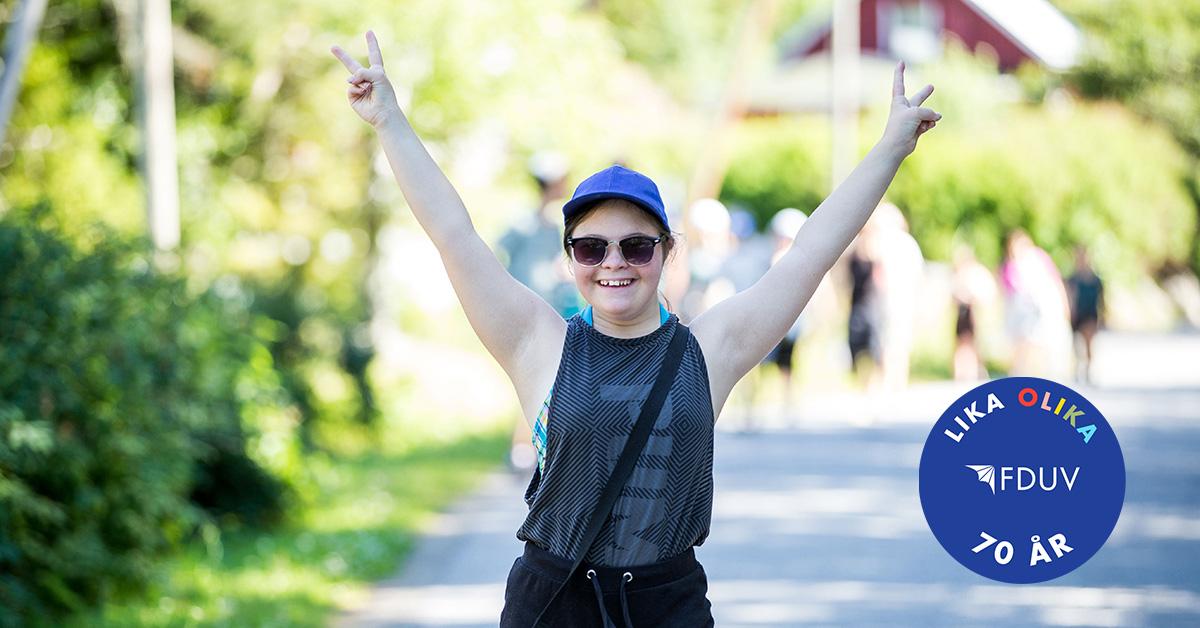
[{"xmin": 561, "ymin": 165, "xmax": 670, "ymax": 232}]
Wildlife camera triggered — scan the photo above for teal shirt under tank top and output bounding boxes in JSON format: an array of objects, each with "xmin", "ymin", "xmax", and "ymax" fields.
[{"xmin": 580, "ymin": 303, "xmax": 670, "ymax": 327}]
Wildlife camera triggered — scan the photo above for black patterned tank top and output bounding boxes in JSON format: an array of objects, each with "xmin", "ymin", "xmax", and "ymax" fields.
[{"xmin": 515, "ymin": 311, "xmax": 716, "ymax": 567}]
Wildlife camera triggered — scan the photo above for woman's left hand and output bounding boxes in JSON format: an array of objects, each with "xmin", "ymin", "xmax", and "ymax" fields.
[{"xmin": 879, "ymin": 61, "xmax": 941, "ymax": 158}]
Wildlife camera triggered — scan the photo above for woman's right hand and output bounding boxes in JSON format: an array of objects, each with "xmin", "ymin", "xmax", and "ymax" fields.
[{"xmin": 331, "ymin": 31, "xmax": 402, "ymax": 129}]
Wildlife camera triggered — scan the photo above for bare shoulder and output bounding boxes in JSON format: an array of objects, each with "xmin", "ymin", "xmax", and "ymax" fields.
[
  {"xmin": 687, "ymin": 314, "xmax": 722, "ymax": 360},
  {"xmin": 686, "ymin": 313, "xmax": 736, "ymax": 421}
]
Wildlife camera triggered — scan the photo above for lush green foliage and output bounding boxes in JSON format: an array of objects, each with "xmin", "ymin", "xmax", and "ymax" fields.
[
  {"xmin": 720, "ymin": 43, "xmax": 1197, "ymax": 287},
  {"xmin": 1059, "ymin": 0, "xmax": 1200, "ymax": 157},
  {"xmin": 1056, "ymin": 0, "xmax": 1200, "ymax": 273},
  {"xmin": 0, "ymin": 209, "xmax": 287, "ymax": 623},
  {"xmin": 719, "ymin": 116, "xmax": 830, "ymax": 229},
  {"xmin": 60, "ymin": 428, "xmax": 509, "ymax": 628},
  {"xmin": 890, "ymin": 103, "xmax": 1194, "ymax": 283},
  {"xmin": 596, "ymin": 0, "xmax": 820, "ymax": 104}
]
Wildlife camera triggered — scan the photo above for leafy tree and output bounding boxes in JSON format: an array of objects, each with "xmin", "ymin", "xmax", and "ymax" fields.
[
  {"xmin": 1057, "ymin": 0, "xmax": 1200, "ymax": 273},
  {"xmin": 721, "ymin": 42, "xmax": 1196, "ymax": 288},
  {"xmin": 0, "ymin": 208, "xmax": 287, "ymax": 622}
]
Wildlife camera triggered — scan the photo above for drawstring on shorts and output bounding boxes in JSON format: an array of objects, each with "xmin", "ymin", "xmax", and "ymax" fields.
[
  {"xmin": 516, "ymin": 540, "xmax": 701, "ymax": 627},
  {"xmin": 586, "ymin": 568, "xmax": 634, "ymax": 628}
]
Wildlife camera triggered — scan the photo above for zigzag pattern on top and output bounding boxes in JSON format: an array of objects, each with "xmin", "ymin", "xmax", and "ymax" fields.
[{"xmin": 516, "ymin": 312, "xmax": 716, "ymax": 568}]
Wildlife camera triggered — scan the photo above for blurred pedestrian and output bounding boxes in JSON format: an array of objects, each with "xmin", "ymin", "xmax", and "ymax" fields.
[
  {"xmin": 760, "ymin": 209, "xmax": 812, "ymax": 427},
  {"xmin": 871, "ymin": 202, "xmax": 924, "ymax": 392},
  {"xmin": 724, "ymin": 208, "xmax": 803, "ymax": 432},
  {"xmin": 847, "ymin": 224, "xmax": 882, "ymax": 388},
  {"xmin": 498, "ymin": 150, "xmax": 581, "ymax": 319},
  {"xmin": 1067, "ymin": 244, "xmax": 1104, "ymax": 384},
  {"xmin": 1000, "ymin": 230, "xmax": 1071, "ymax": 377},
  {"xmin": 951, "ymin": 243, "xmax": 996, "ymax": 381},
  {"xmin": 679, "ymin": 198, "xmax": 736, "ymax": 324}
]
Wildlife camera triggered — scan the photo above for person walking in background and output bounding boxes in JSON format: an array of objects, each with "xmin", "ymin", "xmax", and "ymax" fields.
[
  {"xmin": 950, "ymin": 242, "xmax": 997, "ymax": 381},
  {"xmin": 1000, "ymin": 229, "xmax": 1071, "ymax": 377},
  {"xmin": 847, "ymin": 220, "xmax": 883, "ymax": 388},
  {"xmin": 332, "ymin": 32, "xmax": 941, "ymax": 625},
  {"xmin": 721, "ymin": 208, "xmax": 806, "ymax": 433},
  {"xmin": 760, "ymin": 208, "xmax": 812, "ymax": 427},
  {"xmin": 498, "ymin": 151, "xmax": 581, "ymax": 319},
  {"xmin": 1067, "ymin": 244, "xmax": 1104, "ymax": 384},
  {"xmin": 497, "ymin": 151, "xmax": 581, "ymax": 474},
  {"xmin": 723, "ymin": 208, "xmax": 775, "ymax": 297},
  {"xmin": 679, "ymin": 198, "xmax": 737, "ymax": 324},
  {"xmin": 871, "ymin": 202, "xmax": 924, "ymax": 392}
]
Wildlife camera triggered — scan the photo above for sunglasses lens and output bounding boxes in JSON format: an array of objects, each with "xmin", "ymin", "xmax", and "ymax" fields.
[
  {"xmin": 620, "ymin": 237, "xmax": 657, "ymax": 265},
  {"xmin": 572, "ymin": 239, "xmax": 607, "ymax": 265}
]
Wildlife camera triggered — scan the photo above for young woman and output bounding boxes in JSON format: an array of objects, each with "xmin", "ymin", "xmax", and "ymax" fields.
[{"xmin": 332, "ymin": 30, "xmax": 940, "ymax": 627}]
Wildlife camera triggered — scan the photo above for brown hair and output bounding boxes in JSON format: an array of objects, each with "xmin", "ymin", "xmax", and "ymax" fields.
[{"xmin": 562, "ymin": 199, "xmax": 678, "ymax": 312}]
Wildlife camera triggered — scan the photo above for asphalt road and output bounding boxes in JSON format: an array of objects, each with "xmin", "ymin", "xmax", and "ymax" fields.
[{"xmin": 336, "ymin": 331, "xmax": 1200, "ymax": 627}]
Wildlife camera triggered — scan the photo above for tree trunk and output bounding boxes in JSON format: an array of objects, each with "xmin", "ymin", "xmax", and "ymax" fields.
[
  {"xmin": 112, "ymin": 0, "xmax": 180, "ymax": 253},
  {"xmin": 0, "ymin": 0, "xmax": 49, "ymax": 147}
]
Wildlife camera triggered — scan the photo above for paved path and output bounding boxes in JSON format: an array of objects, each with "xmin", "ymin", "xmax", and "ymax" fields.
[{"xmin": 336, "ymin": 332, "xmax": 1200, "ymax": 627}]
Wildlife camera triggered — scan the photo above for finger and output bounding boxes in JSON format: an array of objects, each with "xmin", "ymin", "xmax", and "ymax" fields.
[
  {"xmin": 331, "ymin": 45, "xmax": 364, "ymax": 73},
  {"xmin": 366, "ymin": 30, "xmax": 384, "ymax": 67},
  {"xmin": 892, "ymin": 61, "xmax": 906, "ymax": 100},
  {"xmin": 911, "ymin": 84, "xmax": 934, "ymax": 107}
]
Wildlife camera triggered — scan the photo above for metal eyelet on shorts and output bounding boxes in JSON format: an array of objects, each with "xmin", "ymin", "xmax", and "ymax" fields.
[
  {"xmin": 586, "ymin": 569, "xmax": 596, "ymax": 579},
  {"xmin": 623, "ymin": 571, "xmax": 633, "ymax": 582}
]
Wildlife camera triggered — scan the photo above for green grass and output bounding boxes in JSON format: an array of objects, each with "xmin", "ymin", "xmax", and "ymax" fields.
[{"xmin": 60, "ymin": 423, "xmax": 511, "ymax": 627}]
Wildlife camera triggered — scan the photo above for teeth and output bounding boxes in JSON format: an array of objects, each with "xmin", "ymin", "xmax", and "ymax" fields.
[{"xmin": 600, "ymin": 279, "xmax": 633, "ymax": 287}]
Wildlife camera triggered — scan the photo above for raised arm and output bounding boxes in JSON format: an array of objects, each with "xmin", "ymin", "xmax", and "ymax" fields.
[
  {"xmin": 331, "ymin": 32, "xmax": 566, "ymax": 381},
  {"xmin": 691, "ymin": 61, "xmax": 941, "ymax": 393}
]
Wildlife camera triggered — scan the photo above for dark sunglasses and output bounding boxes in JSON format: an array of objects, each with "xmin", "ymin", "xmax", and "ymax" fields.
[{"xmin": 565, "ymin": 234, "xmax": 664, "ymax": 267}]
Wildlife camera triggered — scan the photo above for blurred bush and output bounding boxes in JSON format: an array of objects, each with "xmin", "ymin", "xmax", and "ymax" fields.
[
  {"xmin": 719, "ymin": 116, "xmax": 830, "ymax": 229},
  {"xmin": 888, "ymin": 101, "xmax": 1195, "ymax": 286},
  {"xmin": 1059, "ymin": 0, "xmax": 1200, "ymax": 275},
  {"xmin": 1062, "ymin": 0, "xmax": 1200, "ymax": 158},
  {"xmin": 719, "ymin": 44, "xmax": 1197, "ymax": 291},
  {"xmin": 0, "ymin": 207, "xmax": 288, "ymax": 623}
]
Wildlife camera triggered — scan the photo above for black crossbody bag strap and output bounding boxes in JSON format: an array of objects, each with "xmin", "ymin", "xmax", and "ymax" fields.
[{"xmin": 530, "ymin": 323, "xmax": 691, "ymax": 628}]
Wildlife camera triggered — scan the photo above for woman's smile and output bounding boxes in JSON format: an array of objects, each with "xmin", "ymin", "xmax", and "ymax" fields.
[{"xmin": 598, "ymin": 278, "xmax": 637, "ymax": 288}]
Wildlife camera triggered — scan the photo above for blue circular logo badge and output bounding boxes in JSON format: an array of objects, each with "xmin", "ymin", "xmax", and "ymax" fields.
[{"xmin": 919, "ymin": 377, "xmax": 1125, "ymax": 583}]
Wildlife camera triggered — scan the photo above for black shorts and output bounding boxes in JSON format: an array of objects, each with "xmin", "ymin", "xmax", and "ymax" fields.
[
  {"xmin": 848, "ymin": 307, "xmax": 879, "ymax": 363},
  {"xmin": 955, "ymin": 302, "xmax": 974, "ymax": 339},
  {"xmin": 499, "ymin": 541, "xmax": 714, "ymax": 627},
  {"xmin": 1072, "ymin": 312, "xmax": 1099, "ymax": 332}
]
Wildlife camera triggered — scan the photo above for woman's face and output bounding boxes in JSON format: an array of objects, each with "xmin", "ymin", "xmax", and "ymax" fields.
[{"xmin": 569, "ymin": 200, "xmax": 665, "ymax": 320}]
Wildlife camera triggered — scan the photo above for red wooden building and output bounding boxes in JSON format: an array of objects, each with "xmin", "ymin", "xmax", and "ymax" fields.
[
  {"xmin": 747, "ymin": 0, "xmax": 1081, "ymax": 114},
  {"xmin": 786, "ymin": 0, "xmax": 1080, "ymax": 72}
]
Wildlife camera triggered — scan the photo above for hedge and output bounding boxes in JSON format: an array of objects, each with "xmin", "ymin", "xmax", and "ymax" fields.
[{"xmin": 0, "ymin": 206, "xmax": 287, "ymax": 623}]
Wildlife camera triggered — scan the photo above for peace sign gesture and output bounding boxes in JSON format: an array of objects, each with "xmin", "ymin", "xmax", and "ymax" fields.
[
  {"xmin": 879, "ymin": 61, "xmax": 941, "ymax": 158},
  {"xmin": 331, "ymin": 31, "xmax": 401, "ymax": 128}
]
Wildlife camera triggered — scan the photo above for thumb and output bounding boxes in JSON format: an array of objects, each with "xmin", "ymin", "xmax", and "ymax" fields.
[
  {"xmin": 913, "ymin": 107, "xmax": 942, "ymax": 122},
  {"xmin": 347, "ymin": 67, "xmax": 385, "ymax": 84}
]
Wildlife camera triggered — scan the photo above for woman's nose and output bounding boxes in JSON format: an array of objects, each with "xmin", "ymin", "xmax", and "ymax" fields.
[{"xmin": 601, "ymin": 242, "xmax": 626, "ymax": 268}]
